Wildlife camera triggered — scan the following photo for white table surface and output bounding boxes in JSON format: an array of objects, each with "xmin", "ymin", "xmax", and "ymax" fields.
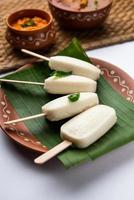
[{"xmin": 0, "ymin": 41, "xmax": 134, "ymax": 200}]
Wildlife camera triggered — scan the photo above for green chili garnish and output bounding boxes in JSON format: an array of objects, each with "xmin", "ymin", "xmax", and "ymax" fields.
[
  {"xmin": 21, "ymin": 19, "xmax": 36, "ymax": 28},
  {"xmin": 68, "ymin": 93, "xmax": 80, "ymax": 102},
  {"xmin": 51, "ymin": 71, "xmax": 72, "ymax": 78}
]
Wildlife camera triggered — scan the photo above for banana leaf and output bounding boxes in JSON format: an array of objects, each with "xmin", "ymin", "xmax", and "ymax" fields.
[{"xmin": 1, "ymin": 38, "xmax": 134, "ymax": 168}]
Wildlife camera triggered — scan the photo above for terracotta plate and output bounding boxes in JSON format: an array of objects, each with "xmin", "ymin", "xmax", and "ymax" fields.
[{"xmin": 0, "ymin": 58, "xmax": 134, "ymax": 153}]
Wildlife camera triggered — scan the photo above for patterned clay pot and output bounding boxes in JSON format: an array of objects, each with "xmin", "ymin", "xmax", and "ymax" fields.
[
  {"xmin": 6, "ymin": 9, "xmax": 56, "ymax": 50},
  {"xmin": 48, "ymin": 0, "xmax": 112, "ymax": 30}
]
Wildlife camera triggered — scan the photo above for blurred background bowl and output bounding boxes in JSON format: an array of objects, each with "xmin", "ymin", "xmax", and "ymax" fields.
[
  {"xmin": 48, "ymin": 0, "xmax": 112, "ymax": 30},
  {"xmin": 6, "ymin": 9, "xmax": 56, "ymax": 50}
]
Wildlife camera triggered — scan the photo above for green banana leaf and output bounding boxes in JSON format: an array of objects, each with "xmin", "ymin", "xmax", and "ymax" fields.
[{"xmin": 1, "ymin": 38, "xmax": 134, "ymax": 168}]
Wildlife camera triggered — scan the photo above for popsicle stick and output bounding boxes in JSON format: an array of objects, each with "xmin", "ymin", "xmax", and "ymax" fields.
[
  {"xmin": 4, "ymin": 113, "xmax": 46, "ymax": 125},
  {"xmin": 34, "ymin": 140, "xmax": 72, "ymax": 164},
  {"xmin": 21, "ymin": 49, "xmax": 50, "ymax": 62},
  {"xmin": 0, "ymin": 79, "xmax": 44, "ymax": 86}
]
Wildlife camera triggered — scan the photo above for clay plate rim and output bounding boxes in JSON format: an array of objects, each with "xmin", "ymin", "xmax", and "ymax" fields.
[{"xmin": 0, "ymin": 57, "xmax": 134, "ymax": 153}]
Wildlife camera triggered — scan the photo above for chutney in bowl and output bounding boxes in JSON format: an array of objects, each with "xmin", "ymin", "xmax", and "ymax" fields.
[{"xmin": 6, "ymin": 9, "xmax": 56, "ymax": 50}]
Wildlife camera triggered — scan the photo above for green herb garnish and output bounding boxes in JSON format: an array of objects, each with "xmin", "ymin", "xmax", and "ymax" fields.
[
  {"xmin": 51, "ymin": 71, "xmax": 72, "ymax": 78},
  {"xmin": 94, "ymin": 0, "xmax": 98, "ymax": 9},
  {"xmin": 68, "ymin": 93, "xmax": 80, "ymax": 102},
  {"xmin": 21, "ymin": 19, "xmax": 36, "ymax": 28}
]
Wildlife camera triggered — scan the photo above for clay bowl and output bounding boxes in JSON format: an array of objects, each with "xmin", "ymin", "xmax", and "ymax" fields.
[
  {"xmin": 6, "ymin": 9, "xmax": 56, "ymax": 50},
  {"xmin": 48, "ymin": 0, "xmax": 112, "ymax": 30}
]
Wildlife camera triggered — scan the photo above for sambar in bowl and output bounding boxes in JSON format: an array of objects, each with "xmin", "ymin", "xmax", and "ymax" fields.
[{"xmin": 48, "ymin": 0, "xmax": 112, "ymax": 29}]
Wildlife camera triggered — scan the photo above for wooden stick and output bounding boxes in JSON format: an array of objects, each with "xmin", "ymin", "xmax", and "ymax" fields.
[
  {"xmin": 21, "ymin": 49, "xmax": 50, "ymax": 62},
  {"xmin": 0, "ymin": 79, "xmax": 44, "ymax": 86},
  {"xmin": 4, "ymin": 113, "xmax": 46, "ymax": 125},
  {"xmin": 34, "ymin": 140, "xmax": 72, "ymax": 164}
]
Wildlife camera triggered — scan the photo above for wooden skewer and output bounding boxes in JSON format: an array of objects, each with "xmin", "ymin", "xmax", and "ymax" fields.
[
  {"xmin": 0, "ymin": 79, "xmax": 44, "ymax": 86},
  {"xmin": 34, "ymin": 140, "xmax": 72, "ymax": 164},
  {"xmin": 1, "ymin": 49, "xmax": 51, "ymax": 87},
  {"xmin": 21, "ymin": 49, "xmax": 50, "ymax": 62},
  {"xmin": 4, "ymin": 113, "xmax": 46, "ymax": 125}
]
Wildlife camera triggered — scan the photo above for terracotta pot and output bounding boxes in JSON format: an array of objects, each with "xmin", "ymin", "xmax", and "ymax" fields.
[
  {"xmin": 48, "ymin": 0, "xmax": 112, "ymax": 30},
  {"xmin": 6, "ymin": 9, "xmax": 56, "ymax": 50}
]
